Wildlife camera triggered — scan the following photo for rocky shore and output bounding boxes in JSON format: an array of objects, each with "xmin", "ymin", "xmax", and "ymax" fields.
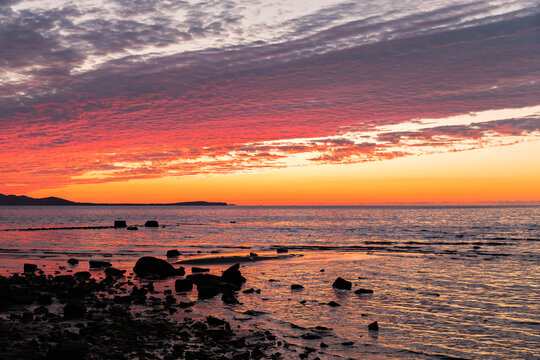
[{"xmin": 0, "ymin": 259, "xmax": 284, "ymax": 360}]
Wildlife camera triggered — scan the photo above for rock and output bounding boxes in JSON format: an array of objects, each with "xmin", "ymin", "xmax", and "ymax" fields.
[
  {"xmin": 114, "ymin": 220, "xmax": 127, "ymax": 228},
  {"xmin": 327, "ymin": 301, "xmax": 341, "ymax": 307},
  {"xmin": 332, "ymin": 277, "xmax": 352, "ymax": 290},
  {"xmin": 67, "ymin": 258, "xmax": 79, "ymax": 265},
  {"xmin": 243, "ymin": 288, "xmax": 255, "ymax": 294},
  {"xmin": 221, "ymin": 263, "xmax": 246, "ymax": 286},
  {"xmin": 126, "ymin": 226, "xmax": 138, "ymax": 231},
  {"xmin": 133, "ymin": 256, "xmax": 175, "ymax": 278},
  {"xmin": 179, "ymin": 301, "xmax": 195, "ymax": 308},
  {"xmin": 167, "ymin": 249, "xmax": 180, "ymax": 257},
  {"xmin": 368, "ymin": 321, "xmax": 379, "ymax": 331},
  {"xmin": 222, "ymin": 292, "xmax": 240, "ymax": 305},
  {"xmin": 47, "ymin": 340, "xmax": 89, "ymax": 360},
  {"xmin": 63, "ymin": 301, "xmax": 86, "ymax": 318},
  {"xmin": 192, "ymin": 267, "xmax": 210, "ymax": 273},
  {"xmin": 291, "ymin": 284, "xmax": 304, "ymax": 290},
  {"xmin": 74, "ymin": 271, "xmax": 91, "ymax": 280},
  {"xmin": 354, "ymin": 288, "xmax": 373, "ymax": 294},
  {"xmin": 174, "ymin": 266, "xmax": 185, "ymax": 276},
  {"xmin": 301, "ymin": 333, "xmax": 321, "ymax": 340},
  {"xmin": 276, "ymin": 247, "xmax": 289, "ymax": 254},
  {"xmin": 105, "ymin": 267, "xmax": 125, "ymax": 278},
  {"xmin": 37, "ymin": 294, "xmax": 53, "ymax": 305},
  {"xmin": 249, "ymin": 252, "xmax": 258, "ymax": 257},
  {"xmin": 89, "ymin": 260, "xmax": 112, "ymax": 268},
  {"xmin": 21, "ymin": 311, "xmax": 34, "ymax": 322},
  {"xmin": 320, "ymin": 342, "xmax": 328, "ymax": 348},
  {"xmin": 175, "ymin": 279, "xmax": 193, "ymax": 292},
  {"xmin": 144, "ymin": 220, "xmax": 159, "ymax": 227},
  {"xmin": 341, "ymin": 341, "xmax": 354, "ymax": 346},
  {"xmin": 23, "ymin": 263, "xmax": 38, "ymax": 273}
]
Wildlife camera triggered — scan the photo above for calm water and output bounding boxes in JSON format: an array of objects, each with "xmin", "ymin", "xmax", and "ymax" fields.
[{"xmin": 1, "ymin": 206, "xmax": 539, "ymax": 359}]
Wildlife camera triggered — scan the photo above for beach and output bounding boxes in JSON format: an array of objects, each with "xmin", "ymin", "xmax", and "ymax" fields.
[{"xmin": 0, "ymin": 205, "xmax": 539, "ymax": 359}]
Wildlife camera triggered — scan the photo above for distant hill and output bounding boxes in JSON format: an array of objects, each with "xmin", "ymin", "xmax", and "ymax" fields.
[{"xmin": 0, "ymin": 194, "xmax": 227, "ymax": 206}]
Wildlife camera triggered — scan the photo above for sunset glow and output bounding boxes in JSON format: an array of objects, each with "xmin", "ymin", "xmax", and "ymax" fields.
[{"xmin": 1, "ymin": 0, "xmax": 539, "ymax": 204}]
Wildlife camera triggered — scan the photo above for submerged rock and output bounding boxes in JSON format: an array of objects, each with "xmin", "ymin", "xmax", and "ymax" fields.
[
  {"xmin": 167, "ymin": 249, "xmax": 180, "ymax": 257},
  {"xmin": 145, "ymin": 220, "xmax": 159, "ymax": 227},
  {"xmin": 133, "ymin": 256, "xmax": 175, "ymax": 278},
  {"xmin": 89, "ymin": 260, "xmax": 112, "ymax": 268},
  {"xmin": 332, "ymin": 277, "xmax": 352, "ymax": 290}
]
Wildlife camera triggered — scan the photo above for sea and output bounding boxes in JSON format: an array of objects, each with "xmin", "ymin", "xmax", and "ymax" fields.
[{"xmin": 0, "ymin": 205, "xmax": 539, "ymax": 359}]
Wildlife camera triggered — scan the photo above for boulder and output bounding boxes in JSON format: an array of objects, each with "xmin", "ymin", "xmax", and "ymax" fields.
[
  {"xmin": 104, "ymin": 267, "xmax": 126, "ymax": 278},
  {"xmin": 192, "ymin": 267, "xmax": 210, "ymax": 273},
  {"xmin": 167, "ymin": 249, "xmax": 180, "ymax": 257},
  {"xmin": 114, "ymin": 220, "xmax": 127, "ymax": 228},
  {"xmin": 174, "ymin": 266, "xmax": 185, "ymax": 276},
  {"xmin": 291, "ymin": 284, "xmax": 304, "ymax": 290},
  {"xmin": 126, "ymin": 226, "xmax": 138, "ymax": 231},
  {"xmin": 133, "ymin": 256, "xmax": 175, "ymax": 278},
  {"xmin": 67, "ymin": 258, "xmax": 79, "ymax": 265},
  {"xmin": 23, "ymin": 263, "xmax": 38, "ymax": 273},
  {"xmin": 276, "ymin": 247, "xmax": 289, "ymax": 254},
  {"xmin": 175, "ymin": 279, "xmax": 193, "ymax": 292},
  {"xmin": 221, "ymin": 263, "xmax": 246, "ymax": 286},
  {"xmin": 89, "ymin": 260, "xmax": 112, "ymax": 268},
  {"xmin": 332, "ymin": 277, "xmax": 352, "ymax": 290},
  {"xmin": 354, "ymin": 288, "xmax": 373, "ymax": 294},
  {"xmin": 74, "ymin": 271, "xmax": 91, "ymax": 280},
  {"xmin": 368, "ymin": 321, "xmax": 379, "ymax": 331},
  {"xmin": 145, "ymin": 220, "xmax": 159, "ymax": 227},
  {"xmin": 63, "ymin": 301, "xmax": 86, "ymax": 318}
]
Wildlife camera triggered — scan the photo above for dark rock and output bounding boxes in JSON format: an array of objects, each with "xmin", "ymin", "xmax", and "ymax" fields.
[
  {"xmin": 222, "ymin": 291, "xmax": 240, "ymax": 305},
  {"xmin": 320, "ymin": 342, "xmax": 328, "ymax": 348},
  {"xmin": 207, "ymin": 315, "xmax": 230, "ymax": 329},
  {"xmin": 276, "ymin": 247, "xmax": 289, "ymax": 253},
  {"xmin": 341, "ymin": 341, "xmax": 354, "ymax": 346},
  {"xmin": 74, "ymin": 271, "xmax": 91, "ymax": 280},
  {"xmin": 105, "ymin": 267, "xmax": 125, "ymax": 278},
  {"xmin": 63, "ymin": 301, "xmax": 86, "ymax": 318},
  {"xmin": 221, "ymin": 263, "xmax": 246, "ymax": 286},
  {"xmin": 24, "ymin": 263, "xmax": 38, "ymax": 273},
  {"xmin": 242, "ymin": 288, "xmax": 255, "ymax": 294},
  {"xmin": 47, "ymin": 340, "xmax": 89, "ymax": 360},
  {"xmin": 291, "ymin": 284, "xmax": 304, "ymax": 290},
  {"xmin": 167, "ymin": 249, "xmax": 180, "ymax": 257},
  {"xmin": 144, "ymin": 220, "xmax": 159, "ymax": 227},
  {"xmin": 21, "ymin": 311, "xmax": 34, "ymax": 322},
  {"xmin": 354, "ymin": 288, "xmax": 373, "ymax": 294},
  {"xmin": 249, "ymin": 252, "xmax": 258, "ymax": 257},
  {"xmin": 126, "ymin": 226, "xmax": 138, "ymax": 231},
  {"xmin": 89, "ymin": 260, "xmax": 112, "ymax": 268},
  {"xmin": 192, "ymin": 267, "xmax": 210, "ymax": 273},
  {"xmin": 37, "ymin": 294, "xmax": 53, "ymax": 305},
  {"xmin": 133, "ymin": 256, "xmax": 175, "ymax": 278},
  {"xmin": 174, "ymin": 266, "xmax": 185, "ymax": 276},
  {"xmin": 301, "ymin": 332, "xmax": 322, "ymax": 340},
  {"xmin": 114, "ymin": 220, "xmax": 127, "ymax": 228},
  {"xmin": 34, "ymin": 305, "xmax": 48, "ymax": 315},
  {"xmin": 327, "ymin": 301, "xmax": 341, "ymax": 307},
  {"xmin": 175, "ymin": 279, "xmax": 193, "ymax": 292},
  {"xmin": 67, "ymin": 258, "xmax": 79, "ymax": 265},
  {"xmin": 109, "ymin": 306, "xmax": 128, "ymax": 317},
  {"xmin": 368, "ymin": 321, "xmax": 379, "ymax": 331},
  {"xmin": 179, "ymin": 301, "xmax": 195, "ymax": 308},
  {"xmin": 332, "ymin": 277, "xmax": 352, "ymax": 290},
  {"xmin": 320, "ymin": 269, "xmax": 325, "ymax": 272}
]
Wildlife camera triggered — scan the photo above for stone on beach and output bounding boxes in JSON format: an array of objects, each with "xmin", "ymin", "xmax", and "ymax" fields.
[
  {"xmin": 175, "ymin": 279, "xmax": 193, "ymax": 292},
  {"xmin": 144, "ymin": 220, "xmax": 159, "ymax": 227},
  {"xmin": 332, "ymin": 277, "xmax": 352, "ymax": 290},
  {"xmin": 133, "ymin": 256, "xmax": 176, "ymax": 278},
  {"xmin": 114, "ymin": 220, "xmax": 127, "ymax": 228},
  {"xmin": 89, "ymin": 260, "xmax": 112, "ymax": 268},
  {"xmin": 167, "ymin": 249, "xmax": 180, "ymax": 257}
]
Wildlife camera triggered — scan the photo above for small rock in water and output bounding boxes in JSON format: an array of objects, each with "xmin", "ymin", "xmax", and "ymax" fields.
[
  {"xmin": 354, "ymin": 288, "xmax": 374, "ymax": 294},
  {"xmin": 368, "ymin": 321, "xmax": 379, "ymax": 331},
  {"xmin": 192, "ymin": 267, "xmax": 210, "ymax": 273},
  {"xmin": 175, "ymin": 279, "xmax": 193, "ymax": 292},
  {"xmin": 67, "ymin": 258, "xmax": 79, "ymax": 265},
  {"xmin": 174, "ymin": 266, "xmax": 186, "ymax": 276},
  {"xmin": 126, "ymin": 225, "xmax": 138, "ymax": 231},
  {"xmin": 320, "ymin": 269, "xmax": 325, "ymax": 272},
  {"xmin": 89, "ymin": 260, "xmax": 112, "ymax": 268},
  {"xmin": 327, "ymin": 301, "xmax": 341, "ymax": 307},
  {"xmin": 144, "ymin": 220, "xmax": 159, "ymax": 227},
  {"xmin": 104, "ymin": 267, "xmax": 125, "ymax": 278},
  {"xmin": 222, "ymin": 292, "xmax": 240, "ymax": 305},
  {"xmin": 167, "ymin": 249, "xmax": 180, "ymax": 257},
  {"xmin": 221, "ymin": 263, "xmax": 246, "ymax": 286},
  {"xmin": 243, "ymin": 288, "xmax": 255, "ymax": 294},
  {"xmin": 291, "ymin": 284, "xmax": 304, "ymax": 290},
  {"xmin": 276, "ymin": 247, "xmax": 289, "ymax": 254},
  {"xmin": 23, "ymin": 263, "xmax": 38, "ymax": 273},
  {"xmin": 320, "ymin": 342, "xmax": 328, "ymax": 348},
  {"xmin": 114, "ymin": 220, "xmax": 127, "ymax": 228},
  {"xmin": 332, "ymin": 277, "xmax": 352, "ymax": 290},
  {"xmin": 230, "ymin": 221, "xmax": 236, "ymax": 224},
  {"xmin": 249, "ymin": 252, "xmax": 258, "ymax": 257},
  {"xmin": 341, "ymin": 341, "xmax": 354, "ymax": 346}
]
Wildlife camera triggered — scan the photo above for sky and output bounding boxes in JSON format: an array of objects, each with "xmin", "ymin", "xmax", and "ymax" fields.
[{"xmin": 0, "ymin": 0, "xmax": 539, "ymax": 205}]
